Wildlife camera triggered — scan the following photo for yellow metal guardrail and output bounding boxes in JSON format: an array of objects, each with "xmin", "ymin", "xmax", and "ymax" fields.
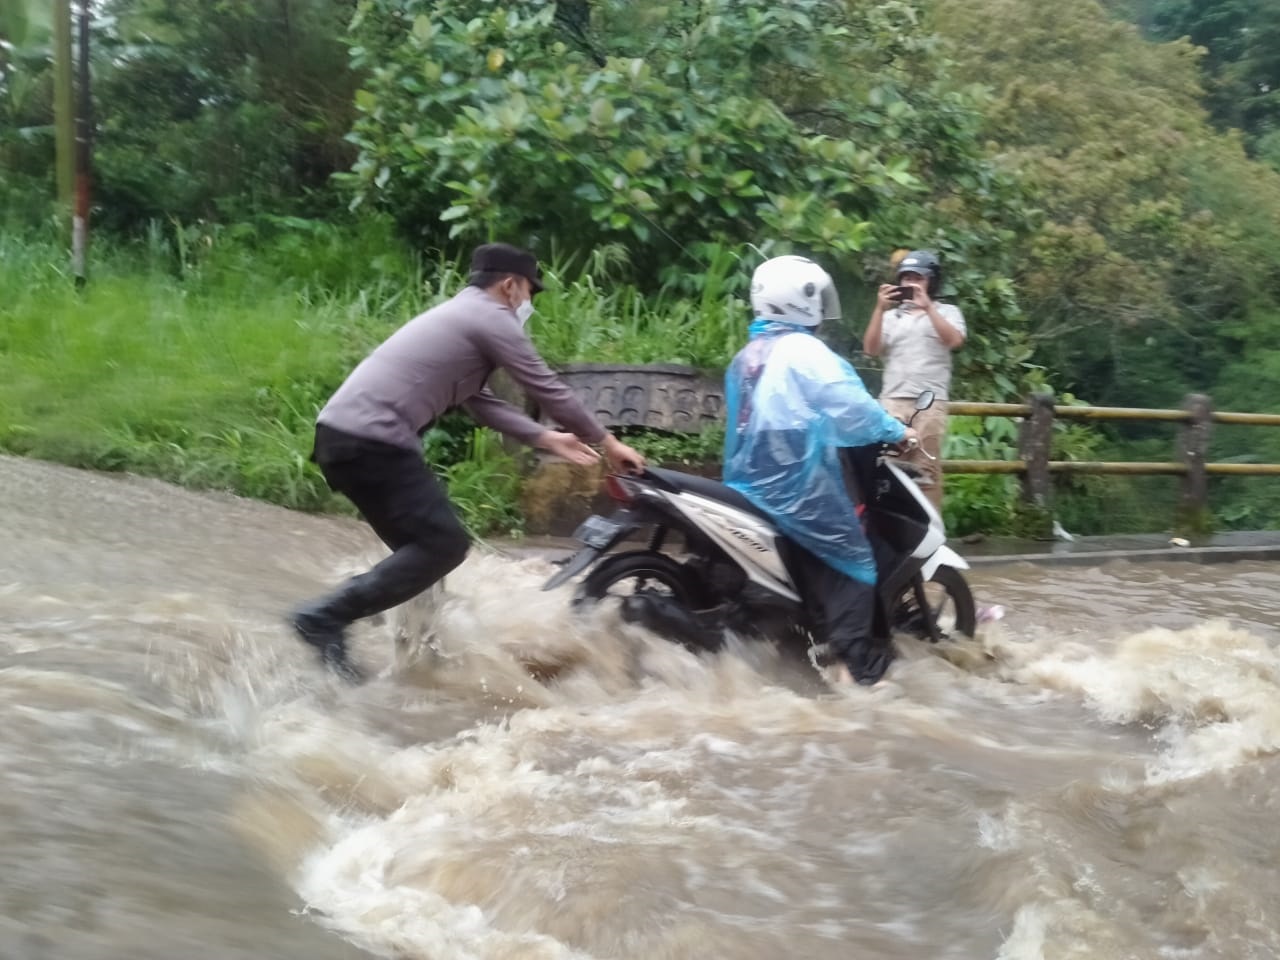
[{"xmin": 943, "ymin": 394, "xmax": 1280, "ymax": 528}]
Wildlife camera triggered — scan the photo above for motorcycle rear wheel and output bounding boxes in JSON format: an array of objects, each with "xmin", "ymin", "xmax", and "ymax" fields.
[
  {"xmin": 574, "ymin": 551, "xmax": 718, "ymax": 651},
  {"xmin": 576, "ymin": 550, "xmax": 703, "ymax": 601},
  {"xmin": 891, "ymin": 566, "xmax": 976, "ymax": 641}
]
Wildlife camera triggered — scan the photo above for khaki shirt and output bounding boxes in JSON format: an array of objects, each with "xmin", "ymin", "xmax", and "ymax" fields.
[{"xmin": 878, "ymin": 302, "xmax": 966, "ymax": 401}]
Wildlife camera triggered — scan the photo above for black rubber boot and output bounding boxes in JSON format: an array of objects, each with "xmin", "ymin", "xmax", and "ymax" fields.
[
  {"xmin": 290, "ymin": 598, "xmax": 366, "ymax": 685},
  {"xmin": 841, "ymin": 638, "xmax": 895, "ymax": 686},
  {"xmin": 290, "ymin": 543, "xmax": 442, "ymax": 684}
]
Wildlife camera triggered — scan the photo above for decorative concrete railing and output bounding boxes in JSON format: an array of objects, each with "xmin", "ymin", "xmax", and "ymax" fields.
[
  {"xmin": 515, "ymin": 363, "xmax": 722, "ymax": 535},
  {"xmin": 527, "ymin": 363, "xmax": 724, "ymax": 432}
]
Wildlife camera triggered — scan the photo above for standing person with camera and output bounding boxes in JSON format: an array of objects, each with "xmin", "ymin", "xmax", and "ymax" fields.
[{"xmin": 861, "ymin": 250, "xmax": 966, "ymax": 515}]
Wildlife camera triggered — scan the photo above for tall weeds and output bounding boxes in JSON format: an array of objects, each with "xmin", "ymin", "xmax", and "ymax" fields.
[{"xmin": 0, "ymin": 226, "xmax": 753, "ymax": 531}]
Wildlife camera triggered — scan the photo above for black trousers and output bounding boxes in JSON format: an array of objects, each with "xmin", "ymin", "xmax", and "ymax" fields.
[
  {"xmin": 309, "ymin": 424, "xmax": 471, "ymax": 623},
  {"xmin": 790, "ymin": 536, "xmax": 893, "ymax": 683}
]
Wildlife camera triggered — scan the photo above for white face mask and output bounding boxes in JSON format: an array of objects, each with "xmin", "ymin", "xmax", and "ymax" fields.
[{"xmin": 515, "ymin": 299, "xmax": 535, "ymax": 326}]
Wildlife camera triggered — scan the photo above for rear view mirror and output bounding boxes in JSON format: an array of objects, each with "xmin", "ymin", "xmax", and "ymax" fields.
[{"xmin": 915, "ymin": 390, "xmax": 935, "ymax": 411}]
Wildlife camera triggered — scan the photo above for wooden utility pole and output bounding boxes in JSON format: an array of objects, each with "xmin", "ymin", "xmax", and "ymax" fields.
[
  {"xmin": 1017, "ymin": 393, "xmax": 1055, "ymax": 507},
  {"xmin": 72, "ymin": 0, "xmax": 92, "ymax": 286},
  {"xmin": 53, "ymin": 0, "xmax": 75, "ymax": 211},
  {"xmin": 1177, "ymin": 393, "xmax": 1213, "ymax": 537}
]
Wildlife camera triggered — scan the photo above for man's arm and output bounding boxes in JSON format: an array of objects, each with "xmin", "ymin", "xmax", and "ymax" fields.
[
  {"xmin": 817, "ymin": 378, "xmax": 908, "ymax": 446},
  {"xmin": 907, "ymin": 289, "xmax": 965, "ymax": 350},
  {"xmin": 863, "ymin": 284, "xmax": 898, "ymax": 357},
  {"xmin": 925, "ymin": 302, "xmax": 966, "ymax": 349},
  {"xmin": 475, "ymin": 323, "xmax": 607, "ymax": 443},
  {"xmin": 461, "ymin": 388, "xmax": 548, "ymax": 446},
  {"xmin": 463, "ymin": 388, "xmax": 622, "ymax": 467},
  {"xmin": 474, "ymin": 324, "xmax": 644, "ymax": 472},
  {"xmin": 786, "ymin": 336, "xmax": 906, "ymax": 446}
]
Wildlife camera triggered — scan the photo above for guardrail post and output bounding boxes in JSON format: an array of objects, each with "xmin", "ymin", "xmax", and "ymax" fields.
[
  {"xmin": 1177, "ymin": 393, "xmax": 1213, "ymax": 537},
  {"xmin": 1018, "ymin": 393, "xmax": 1055, "ymax": 508}
]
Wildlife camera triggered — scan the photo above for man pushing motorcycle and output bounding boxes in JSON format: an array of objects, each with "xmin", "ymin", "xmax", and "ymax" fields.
[
  {"xmin": 723, "ymin": 255, "xmax": 918, "ymax": 685},
  {"xmin": 291, "ymin": 242, "xmax": 645, "ymax": 682}
]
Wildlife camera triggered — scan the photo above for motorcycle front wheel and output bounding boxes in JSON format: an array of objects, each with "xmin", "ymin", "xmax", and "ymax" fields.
[{"xmin": 891, "ymin": 566, "xmax": 976, "ymax": 642}]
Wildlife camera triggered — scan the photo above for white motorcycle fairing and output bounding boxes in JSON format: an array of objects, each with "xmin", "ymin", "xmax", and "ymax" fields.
[
  {"xmin": 655, "ymin": 462, "xmax": 969, "ymax": 602},
  {"xmin": 659, "ymin": 490, "xmax": 802, "ymax": 602},
  {"xmin": 879, "ymin": 460, "xmax": 969, "ymax": 579},
  {"xmin": 922, "ymin": 544, "xmax": 970, "ymax": 580}
]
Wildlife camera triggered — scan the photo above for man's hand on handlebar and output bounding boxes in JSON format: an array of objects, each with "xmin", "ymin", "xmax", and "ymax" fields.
[
  {"xmin": 603, "ymin": 433, "xmax": 646, "ymax": 474},
  {"xmin": 891, "ymin": 426, "xmax": 940, "ymax": 461}
]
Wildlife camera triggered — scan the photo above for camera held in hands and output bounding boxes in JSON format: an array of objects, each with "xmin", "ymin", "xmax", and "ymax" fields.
[{"xmin": 889, "ymin": 284, "xmax": 917, "ymax": 303}]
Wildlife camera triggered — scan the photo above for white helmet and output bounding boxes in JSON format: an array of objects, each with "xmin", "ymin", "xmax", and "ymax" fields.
[{"xmin": 749, "ymin": 255, "xmax": 842, "ymax": 327}]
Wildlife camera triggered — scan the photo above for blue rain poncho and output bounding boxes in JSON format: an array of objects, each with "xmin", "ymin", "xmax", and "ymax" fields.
[{"xmin": 723, "ymin": 320, "xmax": 907, "ymax": 585}]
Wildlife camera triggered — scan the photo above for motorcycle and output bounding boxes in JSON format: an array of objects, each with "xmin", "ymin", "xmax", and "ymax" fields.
[{"xmin": 542, "ymin": 392, "xmax": 974, "ymax": 668}]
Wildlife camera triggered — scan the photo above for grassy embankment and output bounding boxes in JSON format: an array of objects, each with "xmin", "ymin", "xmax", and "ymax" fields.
[{"xmin": 0, "ymin": 231, "xmax": 740, "ymax": 533}]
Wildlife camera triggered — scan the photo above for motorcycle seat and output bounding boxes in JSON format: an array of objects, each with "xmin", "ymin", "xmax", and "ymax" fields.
[{"xmin": 644, "ymin": 467, "xmax": 776, "ymax": 523}]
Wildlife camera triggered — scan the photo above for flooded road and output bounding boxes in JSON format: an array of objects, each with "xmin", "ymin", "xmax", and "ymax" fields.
[{"xmin": 3, "ymin": 454, "xmax": 1280, "ymax": 959}]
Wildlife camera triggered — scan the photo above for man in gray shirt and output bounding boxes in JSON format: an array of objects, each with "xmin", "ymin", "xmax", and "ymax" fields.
[
  {"xmin": 291, "ymin": 242, "xmax": 645, "ymax": 681},
  {"xmin": 862, "ymin": 249, "xmax": 966, "ymax": 513}
]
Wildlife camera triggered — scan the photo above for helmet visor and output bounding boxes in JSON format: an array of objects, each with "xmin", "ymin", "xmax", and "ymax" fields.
[{"xmin": 820, "ymin": 283, "xmax": 842, "ymax": 321}]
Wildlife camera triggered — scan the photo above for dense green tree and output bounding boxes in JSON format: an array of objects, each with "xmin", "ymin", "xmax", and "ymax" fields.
[
  {"xmin": 90, "ymin": 0, "xmax": 360, "ymax": 228},
  {"xmin": 344, "ymin": 0, "xmax": 1039, "ymax": 399},
  {"xmin": 0, "ymin": 0, "xmax": 362, "ymax": 230},
  {"xmin": 931, "ymin": 0, "xmax": 1280, "ymax": 409},
  {"xmin": 1108, "ymin": 0, "xmax": 1280, "ymax": 167},
  {"xmin": 0, "ymin": 0, "xmax": 55, "ymax": 222},
  {"xmin": 350, "ymin": 4, "xmax": 1021, "ymax": 252}
]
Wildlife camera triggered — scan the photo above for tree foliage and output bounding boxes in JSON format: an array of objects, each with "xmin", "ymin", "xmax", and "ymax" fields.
[
  {"xmin": 347, "ymin": 0, "xmax": 914, "ymax": 260},
  {"xmin": 0, "ymin": 0, "xmax": 55, "ymax": 222},
  {"xmin": 1119, "ymin": 0, "xmax": 1280, "ymax": 166},
  {"xmin": 352, "ymin": 6, "xmax": 1003, "ymax": 253},
  {"xmin": 932, "ymin": 0, "xmax": 1280, "ymax": 409},
  {"xmin": 95, "ymin": 0, "xmax": 361, "ymax": 228},
  {"xmin": 1, "ymin": 0, "xmax": 361, "ymax": 230},
  {"xmin": 343, "ymin": 0, "xmax": 1038, "ymax": 397}
]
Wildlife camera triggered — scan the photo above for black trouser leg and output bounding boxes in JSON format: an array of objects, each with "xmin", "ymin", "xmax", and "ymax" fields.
[
  {"xmin": 291, "ymin": 426, "xmax": 471, "ymax": 677},
  {"xmin": 309, "ymin": 543, "xmax": 451, "ymax": 623},
  {"xmin": 795, "ymin": 547, "xmax": 892, "ymax": 685}
]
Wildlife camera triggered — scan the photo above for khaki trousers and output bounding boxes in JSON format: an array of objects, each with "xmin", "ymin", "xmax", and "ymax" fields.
[{"xmin": 880, "ymin": 397, "xmax": 948, "ymax": 512}]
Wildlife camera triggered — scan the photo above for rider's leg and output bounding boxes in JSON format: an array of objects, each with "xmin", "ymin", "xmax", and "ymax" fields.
[{"xmin": 796, "ymin": 549, "xmax": 891, "ymax": 685}]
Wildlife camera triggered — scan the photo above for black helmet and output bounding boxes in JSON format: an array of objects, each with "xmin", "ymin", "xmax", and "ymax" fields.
[{"xmin": 896, "ymin": 249, "xmax": 942, "ymax": 297}]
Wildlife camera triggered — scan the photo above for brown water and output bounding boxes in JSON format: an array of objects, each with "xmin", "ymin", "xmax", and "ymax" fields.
[{"xmin": 4, "ymin": 454, "xmax": 1280, "ymax": 960}]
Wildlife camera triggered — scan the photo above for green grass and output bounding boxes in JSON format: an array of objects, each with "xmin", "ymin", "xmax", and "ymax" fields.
[
  {"xmin": 0, "ymin": 227, "xmax": 752, "ymax": 533},
  {"xmin": 0, "ymin": 229, "xmax": 412, "ymax": 511},
  {"xmin": 16, "ymin": 226, "xmax": 1210, "ymax": 539},
  {"xmin": 530, "ymin": 241, "xmax": 748, "ymax": 369},
  {"xmin": 9, "ymin": 227, "xmax": 1225, "ymax": 539}
]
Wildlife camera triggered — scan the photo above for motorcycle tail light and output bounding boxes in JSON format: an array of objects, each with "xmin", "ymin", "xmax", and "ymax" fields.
[{"xmin": 605, "ymin": 474, "xmax": 639, "ymax": 502}]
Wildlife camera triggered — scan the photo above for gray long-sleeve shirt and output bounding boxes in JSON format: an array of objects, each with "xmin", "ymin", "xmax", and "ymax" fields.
[{"xmin": 317, "ymin": 285, "xmax": 606, "ymax": 450}]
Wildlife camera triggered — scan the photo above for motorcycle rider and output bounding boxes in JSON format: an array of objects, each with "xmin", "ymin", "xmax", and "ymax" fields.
[{"xmin": 723, "ymin": 255, "xmax": 918, "ymax": 685}]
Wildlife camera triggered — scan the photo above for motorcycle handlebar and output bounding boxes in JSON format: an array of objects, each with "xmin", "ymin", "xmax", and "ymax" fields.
[{"xmin": 885, "ymin": 437, "xmax": 937, "ymax": 461}]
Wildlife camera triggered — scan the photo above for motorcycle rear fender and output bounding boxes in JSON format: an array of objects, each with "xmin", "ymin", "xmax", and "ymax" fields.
[{"xmin": 541, "ymin": 509, "xmax": 640, "ymax": 591}]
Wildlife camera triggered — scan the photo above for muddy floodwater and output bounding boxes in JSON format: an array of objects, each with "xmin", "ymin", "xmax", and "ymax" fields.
[{"xmin": 3, "ymin": 454, "xmax": 1280, "ymax": 960}]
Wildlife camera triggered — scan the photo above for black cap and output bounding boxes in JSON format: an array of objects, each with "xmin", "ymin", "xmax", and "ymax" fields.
[{"xmin": 469, "ymin": 242, "xmax": 544, "ymax": 293}]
